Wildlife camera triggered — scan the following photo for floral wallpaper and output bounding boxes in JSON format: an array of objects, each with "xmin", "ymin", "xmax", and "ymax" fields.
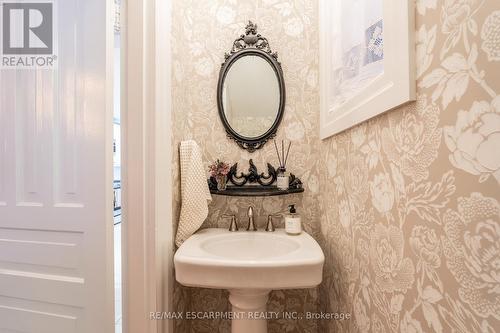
[
  {"xmin": 318, "ymin": 0, "xmax": 500, "ymax": 332},
  {"xmin": 171, "ymin": 0, "xmax": 500, "ymax": 332},
  {"xmin": 171, "ymin": 1, "xmax": 320, "ymax": 332}
]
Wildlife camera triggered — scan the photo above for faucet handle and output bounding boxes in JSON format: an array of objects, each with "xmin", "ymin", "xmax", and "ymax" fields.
[
  {"xmin": 246, "ymin": 206, "xmax": 257, "ymax": 231},
  {"xmin": 221, "ymin": 214, "xmax": 238, "ymax": 232},
  {"xmin": 266, "ymin": 214, "xmax": 282, "ymax": 232}
]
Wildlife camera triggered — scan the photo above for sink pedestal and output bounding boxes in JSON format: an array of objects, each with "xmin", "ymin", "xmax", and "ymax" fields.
[{"xmin": 229, "ymin": 289, "xmax": 270, "ymax": 333}]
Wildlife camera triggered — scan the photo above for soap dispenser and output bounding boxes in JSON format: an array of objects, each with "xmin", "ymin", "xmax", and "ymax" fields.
[{"xmin": 285, "ymin": 204, "xmax": 302, "ymax": 235}]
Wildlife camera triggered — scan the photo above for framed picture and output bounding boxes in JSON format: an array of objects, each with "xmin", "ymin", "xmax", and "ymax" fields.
[{"xmin": 319, "ymin": 0, "xmax": 416, "ymax": 139}]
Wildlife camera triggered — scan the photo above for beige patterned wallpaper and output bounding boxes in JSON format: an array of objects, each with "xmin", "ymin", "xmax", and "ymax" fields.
[
  {"xmin": 318, "ymin": 0, "xmax": 500, "ymax": 332},
  {"xmin": 171, "ymin": 1, "xmax": 320, "ymax": 332},
  {"xmin": 171, "ymin": 0, "xmax": 500, "ymax": 332}
]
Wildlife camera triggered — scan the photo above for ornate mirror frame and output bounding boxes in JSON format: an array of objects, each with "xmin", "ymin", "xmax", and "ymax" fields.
[{"xmin": 217, "ymin": 21, "xmax": 286, "ymax": 152}]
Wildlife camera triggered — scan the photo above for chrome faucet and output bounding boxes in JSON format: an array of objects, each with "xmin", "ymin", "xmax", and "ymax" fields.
[
  {"xmin": 246, "ymin": 206, "xmax": 257, "ymax": 231},
  {"xmin": 221, "ymin": 214, "xmax": 238, "ymax": 232},
  {"xmin": 266, "ymin": 214, "xmax": 282, "ymax": 232}
]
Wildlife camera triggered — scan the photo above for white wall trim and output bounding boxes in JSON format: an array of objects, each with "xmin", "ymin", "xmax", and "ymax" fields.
[
  {"xmin": 154, "ymin": 0, "xmax": 174, "ymax": 332},
  {"xmin": 122, "ymin": 0, "xmax": 172, "ymax": 332}
]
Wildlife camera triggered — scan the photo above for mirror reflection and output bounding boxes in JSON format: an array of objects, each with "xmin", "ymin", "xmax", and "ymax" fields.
[{"xmin": 222, "ymin": 55, "xmax": 280, "ymax": 138}]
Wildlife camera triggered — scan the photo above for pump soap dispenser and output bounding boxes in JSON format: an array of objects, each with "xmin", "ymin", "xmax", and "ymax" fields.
[{"xmin": 285, "ymin": 204, "xmax": 302, "ymax": 235}]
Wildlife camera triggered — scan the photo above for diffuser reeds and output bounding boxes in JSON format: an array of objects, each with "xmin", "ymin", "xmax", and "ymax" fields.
[{"xmin": 274, "ymin": 139, "xmax": 292, "ymax": 170}]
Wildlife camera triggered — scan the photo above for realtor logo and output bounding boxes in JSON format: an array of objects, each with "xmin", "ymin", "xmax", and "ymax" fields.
[{"xmin": 1, "ymin": 1, "xmax": 57, "ymax": 68}]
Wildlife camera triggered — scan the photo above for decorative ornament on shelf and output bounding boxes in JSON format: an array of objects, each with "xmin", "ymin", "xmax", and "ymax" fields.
[
  {"xmin": 208, "ymin": 158, "xmax": 303, "ymax": 193},
  {"xmin": 274, "ymin": 139, "xmax": 292, "ymax": 190},
  {"xmin": 208, "ymin": 159, "xmax": 230, "ymax": 191}
]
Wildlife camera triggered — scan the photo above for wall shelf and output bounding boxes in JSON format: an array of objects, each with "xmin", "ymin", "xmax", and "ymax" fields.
[{"xmin": 210, "ymin": 186, "xmax": 304, "ymax": 197}]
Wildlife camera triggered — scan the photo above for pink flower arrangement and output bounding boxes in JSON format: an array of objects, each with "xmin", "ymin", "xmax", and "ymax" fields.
[{"xmin": 208, "ymin": 159, "xmax": 230, "ymax": 178}]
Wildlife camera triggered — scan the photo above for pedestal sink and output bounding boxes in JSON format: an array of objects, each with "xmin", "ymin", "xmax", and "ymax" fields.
[{"xmin": 174, "ymin": 228, "xmax": 324, "ymax": 333}]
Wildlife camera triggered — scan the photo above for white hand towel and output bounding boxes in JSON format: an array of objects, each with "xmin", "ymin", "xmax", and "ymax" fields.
[{"xmin": 175, "ymin": 140, "xmax": 212, "ymax": 247}]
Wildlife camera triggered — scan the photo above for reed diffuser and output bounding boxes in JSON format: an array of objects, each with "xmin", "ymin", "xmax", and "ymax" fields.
[{"xmin": 274, "ymin": 139, "xmax": 292, "ymax": 190}]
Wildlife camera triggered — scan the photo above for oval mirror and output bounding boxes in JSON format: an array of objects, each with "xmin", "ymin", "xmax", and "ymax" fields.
[{"xmin": 217, "ymin": 21, "xmax": 285, "ymax": 152}]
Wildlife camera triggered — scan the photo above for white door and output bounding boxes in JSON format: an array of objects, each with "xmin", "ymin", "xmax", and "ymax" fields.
[{"xmin": 0, "ymin": 0, "xmax": 114, "ymax": 332}]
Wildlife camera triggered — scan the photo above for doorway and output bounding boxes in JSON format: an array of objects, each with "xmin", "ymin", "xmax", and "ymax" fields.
[{"xmin": 113, "ymin": 1, "xmax": 123, "ymax": 332}]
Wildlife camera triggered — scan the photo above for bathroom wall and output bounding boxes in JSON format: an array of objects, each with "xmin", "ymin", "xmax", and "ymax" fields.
[
  {"xmin": 171, "ymin": 1, "xmax": 320, "ymax": 332},
  {"xmin": 172, "ymin": 0, "xmax": 500, "ymax": 332},
  {"xmin": 317, "ymin": 1, "xmax": 500, "ymax": 332}
]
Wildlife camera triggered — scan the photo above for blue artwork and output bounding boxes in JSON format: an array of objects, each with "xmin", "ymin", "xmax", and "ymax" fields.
[
  {"xmin": 330, "ymin": 0, "xmax": 384, "ymax": 109},
  {"xmin": 365, "ymin": 20, "xmax": 384, "ymax": 65}
]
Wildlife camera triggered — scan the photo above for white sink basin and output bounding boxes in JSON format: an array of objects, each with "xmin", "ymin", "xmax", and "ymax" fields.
[
  {"xmin": 174, "ymin": 228, "xmax": 324, "ymax": 333},
  {"xmin": 201, "ymin": 233, "xmax": 300, "ymax": 260},
  {"xmin": 175, "ymin": 228, "xmax": 324, "ymax": 290}
]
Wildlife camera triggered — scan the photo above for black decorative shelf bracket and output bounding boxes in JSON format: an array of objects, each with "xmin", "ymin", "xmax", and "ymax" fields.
[
  {"xmin": 210, "ymin": 186, "xmax": 304, "ymax": 197},
  {"xmin": 208, "ymin": 159, "xmax": 303, "ymax": 196}
]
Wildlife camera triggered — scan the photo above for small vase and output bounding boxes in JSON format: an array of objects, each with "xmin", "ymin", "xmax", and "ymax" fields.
[{"xmin": 216, "ymin": 175, "xmax": 227, "ymax": 191}]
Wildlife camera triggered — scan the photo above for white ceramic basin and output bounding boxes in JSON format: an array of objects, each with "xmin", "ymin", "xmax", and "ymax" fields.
[
  {"xmin": 174, "ymin": 228, "xmax": 324, "ymax": 290},
  {"xmin": 175, "ymin": 228, "xmax": 324, "ymax": 333},
  {"xmin": 201, "ymin": 234, "xmax": 300, "ymax": 259}
]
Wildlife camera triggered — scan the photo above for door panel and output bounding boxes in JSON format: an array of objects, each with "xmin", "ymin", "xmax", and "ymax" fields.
[{"xmin": 0, "ymin": 0, "xmax": 114, "ymax": 332}]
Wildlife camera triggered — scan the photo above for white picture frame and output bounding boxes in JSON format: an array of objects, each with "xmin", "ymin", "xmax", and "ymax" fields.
[{"xmin": 319, "ymin": 0, "xmax": 416, "ymax": 139}]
